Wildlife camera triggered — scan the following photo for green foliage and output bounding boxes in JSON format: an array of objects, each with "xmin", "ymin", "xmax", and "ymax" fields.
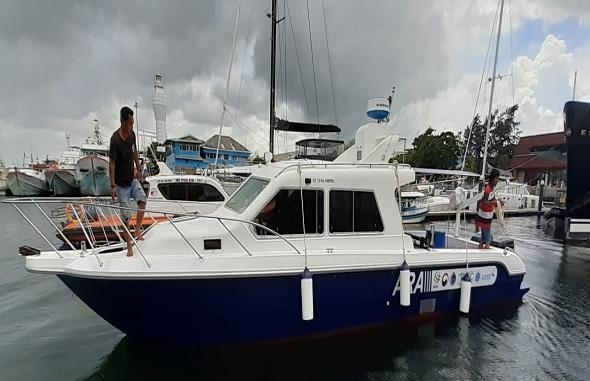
[
  {"xmin": 145, "ymin": 142, "xmax": 166, "ymax": 175},
  {"xmin": 460, "ymin": 105, "xmax": 520, "ymax": 172},
  {"xmin": 405, "ymin": 127, "xmax": 461, "ymax": 169}
]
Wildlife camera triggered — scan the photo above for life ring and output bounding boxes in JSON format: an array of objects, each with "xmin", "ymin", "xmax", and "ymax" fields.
[{"xmin": 65, "ymin": 203, "xmax": 87, "ymax": 223}]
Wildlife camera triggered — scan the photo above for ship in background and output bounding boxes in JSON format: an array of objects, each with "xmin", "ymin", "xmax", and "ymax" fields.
[
  {"xmin": 75, "ymin": 119, "xmax": 111, "ymax": 196},
  {"xmin": 45, "ymin": 132, "xmax": 81, "ymax": 196}
]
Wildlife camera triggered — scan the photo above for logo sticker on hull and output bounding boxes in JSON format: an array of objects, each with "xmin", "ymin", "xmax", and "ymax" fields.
[{"xmin": 392, "ymin": 266, "xmax": 497, "ymax": 296}]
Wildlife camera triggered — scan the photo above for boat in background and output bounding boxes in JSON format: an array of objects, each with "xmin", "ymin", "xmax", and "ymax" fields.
[
  {"xmin": 400, "ymin": 191, "xmax": 429, "ymax": 223},
  {"xmin": 45, "ymin": 133, "xmax": 82, "ymax": 196},
  {"xmin": 6, "ymin": 167, "xmax": 50, "ymax": 196},
  {"xmin": 416, "ymin": 167, "xmax": 541, "ymax": 218},
  {"xmin": 145, "ymin": 162, "xmax": 229, "ymax": 215},
  {"xmin": 0, "ymin": 162, "xmax": 7, "ymax": 194},
  {"xmin": 76, "ymin": 120, "xmax": 111, "ymax": 196}
]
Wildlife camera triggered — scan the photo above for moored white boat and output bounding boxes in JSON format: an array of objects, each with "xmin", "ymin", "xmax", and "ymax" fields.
[
  {"xmin": 144, "ymin": 163, "xmax": 229, "ymax": 215},
  {"xmin": 7, "ymin": 114, "xmax": 529, "ymax": 345},
  {"xmin": 76, "ymin": 120, "xmax": 111, "ymax": 196},
  {"xmin": 0, "ymin": 164, "xmax": 7, "ymax": 193},
  {"xmin": 400, "ymin": 191, "xmax": 430, "ymax": 224},
  {"xmin": 76, "ymin": 155, "xmax": 110, "ymax": 196},
  {"xmin": 45, "ymin": 136, "xmax": 82, "ymax": 196},
  {"xmin": 6, "ymin": 168, "xmax": 50, "ymax": 196},
  {"xmin": 7, "ymin": 158, "xmax": 529, "ymax": 345},
  {"xmin": 51, "ymin": 169, "xmax": 79, "ymax": 196}
]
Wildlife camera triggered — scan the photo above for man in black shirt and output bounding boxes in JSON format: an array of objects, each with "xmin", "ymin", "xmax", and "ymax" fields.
[{"xmin": 109, "ymin": 106, "xmax": 147, "ymax": 256}]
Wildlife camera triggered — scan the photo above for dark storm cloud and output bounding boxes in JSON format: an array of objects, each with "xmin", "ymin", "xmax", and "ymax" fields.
[
  {"xmin": 249, "ymin": 0, "xmax": 450, "ymax": 135},
  {"xmin": 1, "ymin": 0, "xmax": 585, "ymax": 164}
]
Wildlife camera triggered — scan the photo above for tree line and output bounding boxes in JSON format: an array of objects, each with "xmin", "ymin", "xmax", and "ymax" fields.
[{"xmin": 394, "ymin": 105, "xmax": 520, "ymax": 173}]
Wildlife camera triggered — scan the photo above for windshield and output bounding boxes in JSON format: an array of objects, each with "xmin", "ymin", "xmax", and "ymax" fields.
[{"xmin": 225, "ymin": 177, "xmax": 270, "ymax": 213}]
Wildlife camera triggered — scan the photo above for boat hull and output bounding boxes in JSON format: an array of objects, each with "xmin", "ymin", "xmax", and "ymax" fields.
[
  {"xmin": 6, "ymin": 171, "xmax": 50, "ymax": 196},
  {"xmin": 402, "ymin": 206, "xmax": 429, "ymax": 224},
  {"xmin": 58, "ymin": 263, "xmax": 526, "ymax": 345},
  {"xmin": 52, "ymin": 170, "xmax": 80, "ymax": 196},
  {"xmin": 76, "ymin": 156, "xmax": 110, "ymax": 196}
]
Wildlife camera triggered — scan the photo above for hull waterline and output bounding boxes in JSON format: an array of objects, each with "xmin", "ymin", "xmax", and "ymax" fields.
[{"xmin": 58, "ymin": 263, "xmax": 527, "ymax": 345}]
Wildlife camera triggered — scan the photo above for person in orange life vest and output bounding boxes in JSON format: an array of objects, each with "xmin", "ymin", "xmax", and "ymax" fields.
[{"xmin": 476, "ymin": 169, "xmax": 504, "ymax": 249}]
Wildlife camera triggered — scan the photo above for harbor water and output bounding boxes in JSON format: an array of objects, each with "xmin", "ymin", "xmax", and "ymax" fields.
[{"xmin": 0, "ymin": 198, "xmax": 589, "ymax": 380}]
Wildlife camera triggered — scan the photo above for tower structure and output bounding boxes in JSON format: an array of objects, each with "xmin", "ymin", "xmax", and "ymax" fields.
[{"xmin": 152, "ymin": 73, "xmax": 167, "ymax": 144}]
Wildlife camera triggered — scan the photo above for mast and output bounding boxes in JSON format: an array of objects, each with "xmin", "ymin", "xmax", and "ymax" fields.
[
  {"xmin": 572, "ymin": 70, "xmax": 577, "ymax": 100},
  {"xmin": 269, "ymin": 0, "xmax": 277, "ymax": 154},
  {"xmin": 481, "ymin": 0, "xmax": 504, "ymax": 178}
]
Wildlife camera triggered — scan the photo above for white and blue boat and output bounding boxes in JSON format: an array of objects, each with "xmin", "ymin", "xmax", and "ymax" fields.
[
  {"xmin": 400, "ymin": 191, "xmax": 430, "ymax": 224},
  {"xmin": 9, "ymin": 127, "xmax": 529, "ymax": 345}
]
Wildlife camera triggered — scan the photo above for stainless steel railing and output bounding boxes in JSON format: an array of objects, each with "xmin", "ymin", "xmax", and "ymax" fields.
[{"xmin": 3, "ymin": 198, "xmax": 302, "ymax": 270}]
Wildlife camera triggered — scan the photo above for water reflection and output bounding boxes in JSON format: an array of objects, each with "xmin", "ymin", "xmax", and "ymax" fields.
[{"xmin": 85, "ymin": 309, "xmax": 523, "ymax": 381}]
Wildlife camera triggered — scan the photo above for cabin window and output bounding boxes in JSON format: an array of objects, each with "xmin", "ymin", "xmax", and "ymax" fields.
[
  {"xmin": 157, "ymin": 183, "xmax": 225, "ymax": 202},
  {"xmin": 329, "ymin": 190, "xmax": 383, "ymax": 233},
  {"xmin": 255, "ymin": 189, "xmax": 324, "ymax": 235},
  {"xmin": 225, "ymin": 177, "xmax": 269, "ymax": 213}
]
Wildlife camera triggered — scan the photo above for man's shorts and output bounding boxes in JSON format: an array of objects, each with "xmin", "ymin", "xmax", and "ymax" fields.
[
  {"xmin": 480, "ymin": 227, "xmax": 492, "ymax": 245},
  {"xmin": 116, "ymin": 178, "xmax": 147, "ymax": 223}
]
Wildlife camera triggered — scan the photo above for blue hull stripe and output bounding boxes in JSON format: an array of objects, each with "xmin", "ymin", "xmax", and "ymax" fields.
[{"xmin": 58, "ymin": 263, "xmax": 526, "ymax": 345}]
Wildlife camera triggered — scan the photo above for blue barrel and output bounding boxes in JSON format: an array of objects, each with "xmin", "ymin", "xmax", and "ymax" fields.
[{"xmin": 433, "ymin": 231, "xmax": 446, "ymax": 248}]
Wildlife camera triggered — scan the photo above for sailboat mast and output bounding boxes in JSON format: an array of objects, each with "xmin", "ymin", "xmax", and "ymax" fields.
[
  {"xmin": 481, "ymin": 0, "xmax": 505, "ymax": 178},
  {"xmin": 572, "ymin": 70, "xmax": 578, "ymax": 100},
  {"xmin": 269, "ymin": 0, "xmax": 277, "ymax": 155}
]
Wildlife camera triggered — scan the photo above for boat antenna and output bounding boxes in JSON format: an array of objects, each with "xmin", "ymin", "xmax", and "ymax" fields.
[{"xmin": 481, "ymin": 0, "xmax": 505, "ymax": 179}]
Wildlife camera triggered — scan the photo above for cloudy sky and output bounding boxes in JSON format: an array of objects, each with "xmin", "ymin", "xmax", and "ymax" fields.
[{"xmin": 1, "ymin": 0, "xmax": 589, "ymax": 165}]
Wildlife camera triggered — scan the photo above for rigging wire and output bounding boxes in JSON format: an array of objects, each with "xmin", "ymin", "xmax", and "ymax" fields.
[
  {"xmin": 283, "ymin": 0, "xmax": 288, "ymax": 154},
  {"xmin": 224, "ymin": 106, "xmax": 271, "ymax": 144},
  {"xmin": 460, "ymin": 0, "xmax": 501, "ymax": 171},
  {"xmin": 321, "ymin": 0, "xmax": 338, "ymax": 126},
  {"xmin": 215, "ymin": 0, "xmax": 241, "ymax": 167},
  {"xmin": 285, "ymin": 1, "xmax": 313, "ymax": 124},
  {"xmin": 306, "ymin": 0, "xmax": 321, "ymax": 127},
  {"xmin": 283, "ymin": 0, "xmax": 288, "ymax": 123},
  {"xmin": 233, "ymin": 0, "xmax": 255, "ymax": 139}
]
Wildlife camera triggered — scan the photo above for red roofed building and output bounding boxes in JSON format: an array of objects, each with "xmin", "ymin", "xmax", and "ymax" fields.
[{"xmin": 510, "ymin": 131, "xmax": 566, "ymax": 185}]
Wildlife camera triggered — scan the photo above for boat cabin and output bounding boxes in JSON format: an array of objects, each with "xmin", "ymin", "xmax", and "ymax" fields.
[{"xmin": 197, "ymin": 162, "xmax": 418, "ymax": 254}]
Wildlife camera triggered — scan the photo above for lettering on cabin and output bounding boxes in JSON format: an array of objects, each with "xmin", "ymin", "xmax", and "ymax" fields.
[
  {"xmin": 155, "ymin": 178, "xmax": 206, "ymax": 184},
  {"xmin": 310, "ymin": 178, "xmax": 335, "ymax": 184}
]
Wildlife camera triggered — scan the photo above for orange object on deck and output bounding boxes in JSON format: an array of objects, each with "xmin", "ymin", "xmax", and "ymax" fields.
[{"xmin": 58, "ymin": 214, "xmax": 168, "ymax": 247}]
